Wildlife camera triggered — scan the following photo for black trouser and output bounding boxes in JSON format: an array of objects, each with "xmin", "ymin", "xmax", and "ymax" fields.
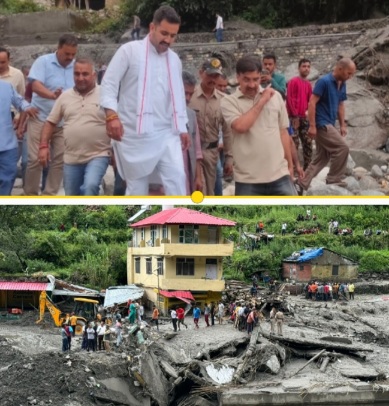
[
  {"xmin": 349, "ymin": 292, "xmax": 354, "ymax": 300},
  {"xmin": 172, "ymin": 318, "xmax": 177, "ymax": 332},
  {"xmin": 98, "ymin": 335, "xmax": 105, "ymax": 350},
  {"xmin": 71, "ymin": 325, "xmax": 76, "ymax": 337},
  {"xmin": 211, "ymin": 313, "xmax": 215, "ymax": 326},
  {"xmin": 88, "ymin": 339, "xmax": 95, "ymax": 351}
]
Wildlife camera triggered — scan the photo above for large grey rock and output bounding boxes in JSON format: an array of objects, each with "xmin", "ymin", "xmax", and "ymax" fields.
[
  {"xmin": 350, "ymin": 149, "xmax": 389, "ymax": 170},
  {"xmin": 371, "ymin": 164, "xmax": 384, "ymax": 178},
  {"xmin": 359, "ymin": 175, "xmax": 380, "ymax": 190},
  {"xmin": 265, "ymin": 354, "xmax": 281, "ymax": 375},
  {"xmin": 345, "ymin": 79, "xmax": 387, "ymax": 149},
  {"xmin": 307, "ymin": 184, "xmax": 353, "ymax": 196},
  {"xmin": 345, "ymin": 154, "xmax": 356, "ymax": 175},
  {"xmin": 344, "ymin": 176, "xmax": 360, "ymax": 191}
]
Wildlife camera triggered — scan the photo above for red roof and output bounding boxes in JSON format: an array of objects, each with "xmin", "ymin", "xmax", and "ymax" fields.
[
  {"xmin": 159, "ymin": 290, "xmax": 195, "ymax": 302},
  {"xmin": 0, "ymin": 282, "xmax": 48, "ymax": 291},
  {"xmin": 131, "ymin": 208, "xmax": 236, "ymax": 228}
]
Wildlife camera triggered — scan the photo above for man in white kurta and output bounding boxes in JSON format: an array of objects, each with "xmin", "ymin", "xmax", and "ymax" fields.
[{"xmin": 100, "ymin": 6, "xmax": 189, "ymax": 196}]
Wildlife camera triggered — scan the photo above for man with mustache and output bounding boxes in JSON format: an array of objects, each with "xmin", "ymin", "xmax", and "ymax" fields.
[
  {"xmin": 24, "ymin": 34, "xmax": 78, "ymax": 195},
  {"xmin": 101, "ymin": 5, "xmax": 190, "ymax": 196}
]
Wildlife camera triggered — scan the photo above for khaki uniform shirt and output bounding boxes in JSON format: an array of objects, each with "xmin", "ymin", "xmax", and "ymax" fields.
[
  {"xmin": 47, "ymin": 85, "xmax": 111, "ymax": 165},
  {"xmin": 189, "ymin": 86, "xmax": 232, "ymax": 161},
  {"xmin": 221, "ymin": 88, "xmax": 289, "ymax": 184},
  {"xmin": 0, "ymin": 66, "xmax": 25, "ymax": 96}
]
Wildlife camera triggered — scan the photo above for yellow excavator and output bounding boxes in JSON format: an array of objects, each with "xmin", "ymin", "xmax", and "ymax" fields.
[{"xmin": 36, "ymin": 291, "xmax": 100, "ymax": 335}]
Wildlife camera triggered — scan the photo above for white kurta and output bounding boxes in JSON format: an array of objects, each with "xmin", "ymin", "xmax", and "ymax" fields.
[{"xmin": 100, "ymin": 39, "xmax": 187, "ymax": 192}]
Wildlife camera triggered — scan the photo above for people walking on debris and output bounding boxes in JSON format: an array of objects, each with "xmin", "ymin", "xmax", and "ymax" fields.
[
  {"xmin": 86, "ymin": 322, "xmax": 96, "ymax": 352},
  {"xmin": 349, "ymin": 282, "xmax": 355, "ymax": 300},
  {"xmin": 152, "ymin": 305, "xmax": 159, "ymax": 331},
  {"xmin": 210, "ymin": 302, "xmax": 216, "ymax": 326},
  {"xmin": 251, "ymin": 274, "xmax": 258, "ymax": 287},
  {"xmin": 81, "ymin": 324, "xmax": 88, "ymax": 350},
  {"xmin": 332, "ymin": 282, "xmax": 339, "ymax": 300},
  {"xmin": 193, "ymin": 305, "xmax": 201, "ymax": 329},
  {"xmin": 69, "ymin": 312, "xmax": 77, "ymax": 337},
  {"xmin": 176, "ymin": 306, "xmax": 188, "ymax": 330},
  {"xmin": 138, "ymin": 302, "xmax": 145, "ymax": 321},
  {"xmin": 103, "ymin": 325, "xmax": 111, "ymax": 352},
  {"xmin": 250, "ymin": 285, "xmax": 257, "ymax": 297},
  {"xmin": 295, "ymin": 58, "xmax": 356, "ymax": 195},
  {"xmin": 170, "ymin": 308, "xmax": 178, "ymax": 332},
  {"xmin": 131, "ymin": 15, "xmax": 141, "ymax": 41},
  {"xmin": 269, "ymin": 307, "xmax": 276, "ymax": 334},
  {"xmin": 115, "ymin": 319, "xmax": 122, "ymax": 346},
  {"xmin": 25, "ymin": 34, "xmax": 78, "ymax": 196},
  {"xmin": 61, "ymin": 323, "xmax": 69, "ymax": 352},
  {"xmin": 97, "ymin": 320, "xmax": 106, "ymax": 351},
  {"xmin": 204, "ymin": 303, "xmax": 211, "ymax": 327},
  {"xmin": 275, "ymin": 310, "xmax": 284, "ymax": 335},
  {"xmin": 218, "ymin": 301, "xmax": 225, "ymax": 324},
  {"xmin": 101, "ymin": 6, "xmax": 189, "ymax": 196},
  {"xmin": 213, "ymin": 12, "xmax": 224, "ymax": 42},
  {"xmin": 67, "ymin": 325, "xmax": 73, "ymax": 350},
  {"xmin": 246, "ymin": 308, "xmax": 257, "ymax": 335},
  {"xmin": 128, "ymin": 301, "xmax": 136, "ymax": 324}
]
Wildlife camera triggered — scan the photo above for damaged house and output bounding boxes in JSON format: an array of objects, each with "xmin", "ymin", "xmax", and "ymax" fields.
[
  {"xmin": 127, "ymin": 207, "xmax": 235, "ymax": 313},
  {"xmin": 282, "ymin": 247, "xmax": 358, "ymax": 282}
]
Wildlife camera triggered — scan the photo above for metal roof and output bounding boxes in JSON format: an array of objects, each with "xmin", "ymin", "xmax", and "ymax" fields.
[
  {"xmin": 103, "ymin": 285, "xmax": 144, "ymax": 308},
  {"xmin": 159, "ymin": 290, "xmax": 195, "ymax": 301},
  {"xmin": 131, "ymin": 208, "xmax": 236, "ymax": 228},
  {"xmin": 0, "ymin": 282, "xmax": 49, "ymax": 291}
]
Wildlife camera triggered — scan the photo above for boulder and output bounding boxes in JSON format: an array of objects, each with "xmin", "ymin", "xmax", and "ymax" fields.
[
  {"xmin": 265, "ymin": 354, "xmax": 281, "ymax": 375},
  {"xmin": 371, "ymin": 164, "xmax": 384, "ymax": 178},
  {"xmin": 345, "ymin": 79, "xmax": 387, "ymax": 149},
  {"xmin": 358, "ymin": 175, "xmax": 380, "ymax": 190}
]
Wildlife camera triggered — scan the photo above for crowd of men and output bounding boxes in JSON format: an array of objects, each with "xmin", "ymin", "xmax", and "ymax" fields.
[
  {"xmin": 1, "ymin": 5, "xmax": 356, "ymax": 196},
  {"xmin": 304, "ymin": 281, "xmax": 355, "ymax": 301}
]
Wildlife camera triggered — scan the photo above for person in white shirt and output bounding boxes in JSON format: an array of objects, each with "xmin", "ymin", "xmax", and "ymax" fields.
[
  {"xmin": 100, "ymin": 6, "xmax": 190, "ymax": 196},
  {"xmin": 96, "ymin": 321, "xmax": 106, "ymax": 351},
  {"xmin": 214, "ymin": 13, "xmax": 224, "ymax": 43}
]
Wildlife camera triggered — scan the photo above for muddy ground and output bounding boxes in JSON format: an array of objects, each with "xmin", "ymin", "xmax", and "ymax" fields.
[{"xmin": 1, "ymin": 291, "xmax": 389, "ymax": 406}]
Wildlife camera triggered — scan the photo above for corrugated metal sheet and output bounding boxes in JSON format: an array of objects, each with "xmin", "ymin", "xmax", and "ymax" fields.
[
  {"xmin": 0, "ymin": 282, "xmax": 49, "ymax": 291},
  {"xmin": 131, "ymin": 208, "xmax": 236, "ymax": 228},
  {"xmin": 104, "ymin": 285, "xmax": 144, "ymax": 308},
  {"xmin": 159, "ymin": 290, "xmax": 195, "ymax": 301}
]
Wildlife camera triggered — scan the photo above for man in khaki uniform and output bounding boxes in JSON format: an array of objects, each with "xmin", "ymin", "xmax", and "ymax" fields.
[
  {"xmin": 221, "ymin": 55, "xmax": 295, "ymax": 196},
  {"xmin": 38, "ymin": 58, "xmax": 111, "ymax": 196},
  {"xmin": 269, "ymin": 306, "xmax": 276, "ymax": 334},
  {"xmin": 189, "ymin": 58, "xmax": 233, "ymax": 195}
]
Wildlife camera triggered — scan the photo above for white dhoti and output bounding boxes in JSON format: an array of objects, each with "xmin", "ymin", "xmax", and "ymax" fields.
[{"xmin": 113, "ymin": 129, "xmax": 186, "ymax": 196}]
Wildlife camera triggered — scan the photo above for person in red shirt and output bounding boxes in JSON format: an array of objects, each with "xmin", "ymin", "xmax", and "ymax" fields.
[
  {"xmin": 286, "ymin": 58, "xmax": 313, "ymax": 170},
  {"xmin": 176, "ymin": 306, "xmax": 188, "ymax": 330}
]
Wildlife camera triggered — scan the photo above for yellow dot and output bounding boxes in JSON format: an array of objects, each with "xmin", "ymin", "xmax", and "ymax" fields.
[{"xmin": 191, "ymin": 191, "xmax": 204, "ymax": 204}]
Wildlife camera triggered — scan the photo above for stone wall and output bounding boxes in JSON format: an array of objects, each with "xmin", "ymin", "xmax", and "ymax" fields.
[
  {"xmin": 0, "ymin": 10, "xmax": 88, "ymax": 46},
  {"xmin": 175, "ymin": 32, "xmax": 360, "ymax": 75}
]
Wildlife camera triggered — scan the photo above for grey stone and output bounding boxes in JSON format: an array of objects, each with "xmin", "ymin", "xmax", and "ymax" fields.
[
  {"xmin": 350, "ymin": 149, "xmax": 389, "ymax": 171},
  {"xmin": 357, "ymin": 189, "xmax": 386, "ymax": 196},
  {"xmin": 306, "ymin": 185, "xmax": 353, "ymax": 196},
  {"xmin": 265, "ymin": 354, "xmax": 281, "ymax": 375},
  {"xmin": 359, "ymin": 175, "xmax": 380, "ymax": 190},
  {"xmin": 344, "ymin": 176, "xmax": 360, "ymax": 191},
  {"xmin": 381, "ymin": 165, "xmax": 388, "ymax": 172},
  {"xmin": 345, "ymin": 154, "xmax": 356, "ymax": 175},
  {"xmin": 371, "ymin": 164, "xmax": 384, "ymax": 178}
]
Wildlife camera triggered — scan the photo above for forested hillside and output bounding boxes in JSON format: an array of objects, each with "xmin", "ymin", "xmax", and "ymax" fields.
[{"xmin": 1, "ymin": 205, "xmax": 389, "ymax": 289}]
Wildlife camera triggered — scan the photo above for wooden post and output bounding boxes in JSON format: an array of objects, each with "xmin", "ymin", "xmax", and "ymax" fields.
[{"xmin": 288, "ymin": 349, "xmax": 326, "ymax": 378}]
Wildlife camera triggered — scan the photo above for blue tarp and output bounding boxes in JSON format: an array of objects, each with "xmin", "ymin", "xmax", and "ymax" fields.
[{"xmin": 284, "ymin": 247, "xmax": 324, "ymax": 263}]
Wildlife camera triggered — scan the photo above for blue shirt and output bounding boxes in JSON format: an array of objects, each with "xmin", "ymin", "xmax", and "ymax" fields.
[
  {"xmin": 0, "ymin": 80, "xmax": 30, "ymax": 152},
  {"xmin": 193, "ymin": 308, "xmax": 201, "ymax": 318},
  {"xmin": 313, "ymin": 73, "xmax": 347, "ymax": 127},
  {"xmin": 28, "ymin": 52, "xmax": 74, "ymax": 123}
]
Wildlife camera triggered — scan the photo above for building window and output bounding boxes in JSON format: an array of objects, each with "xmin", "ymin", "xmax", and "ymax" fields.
[
  {"xmin": 332, "ymin": 265, "xmax": 339, "ymax": 276},
  {"xmin": 135, "ymin": 257, "xmax": 140, "ymax": 274},
  {"xmin": 141, "ymin": 228, "xmax": 145, "ymax": 241},
  {"xmin": 133, "ymin": 230, "xmax": 137, "ymax": 247},
  {"xmin": 157, "ymin": 257, "xmax": 164, "ymax": 275},
  {"xmin": 150, "ymin": 225, "xmax": 158, "ymax": 246},
  {"xmin": 176, "ymin": 258, "xmax": 195, "ymax": 275},
  {"xmin": 179, "ymin": 225, "xmax": 199, "ymax": 244},
  {"xmin": 208, "ymin": 226, "xmax": 217, "ymax": 243},
  {"xmin": 299, "ymin": 265, "xmax": 304, "ymax": 271},
  {"xmin": 162, "ymin": 225, "xmax": 168, "ymax": 240},
  {"xmin": 146, "ymin": 258, "xmax": 152, "ymax": 274}
]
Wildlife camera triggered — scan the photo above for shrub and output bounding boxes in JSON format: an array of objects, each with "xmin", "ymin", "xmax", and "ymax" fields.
[
  {"xmin": 359, "ymin": 250, "xmax": 389, "ymax": 273},
  {"xmin": 0, "ymin": 0, "xmax": 44, "ymax": 14}
]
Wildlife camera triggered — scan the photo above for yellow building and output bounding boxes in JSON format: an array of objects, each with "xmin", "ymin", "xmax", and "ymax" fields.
[{"xmin": 127, "ymin": 207, "xmax": 236, "ymax": 313}]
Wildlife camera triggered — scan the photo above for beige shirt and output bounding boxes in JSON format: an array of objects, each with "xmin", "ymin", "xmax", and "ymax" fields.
[
  {"xmin": 0, "ymin": 66, "xmax": 25, "ymax": 96},
  {"xmin": 220, "ymin": 88, "xmax": 289, "ymax": 183},
  {"xmin": 189, "ymin": 86, "xmax": 232, "ymax": 159},
  {"xmin": 47, "ymin": 85, "xmax": 111, "ymax": 164}
]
